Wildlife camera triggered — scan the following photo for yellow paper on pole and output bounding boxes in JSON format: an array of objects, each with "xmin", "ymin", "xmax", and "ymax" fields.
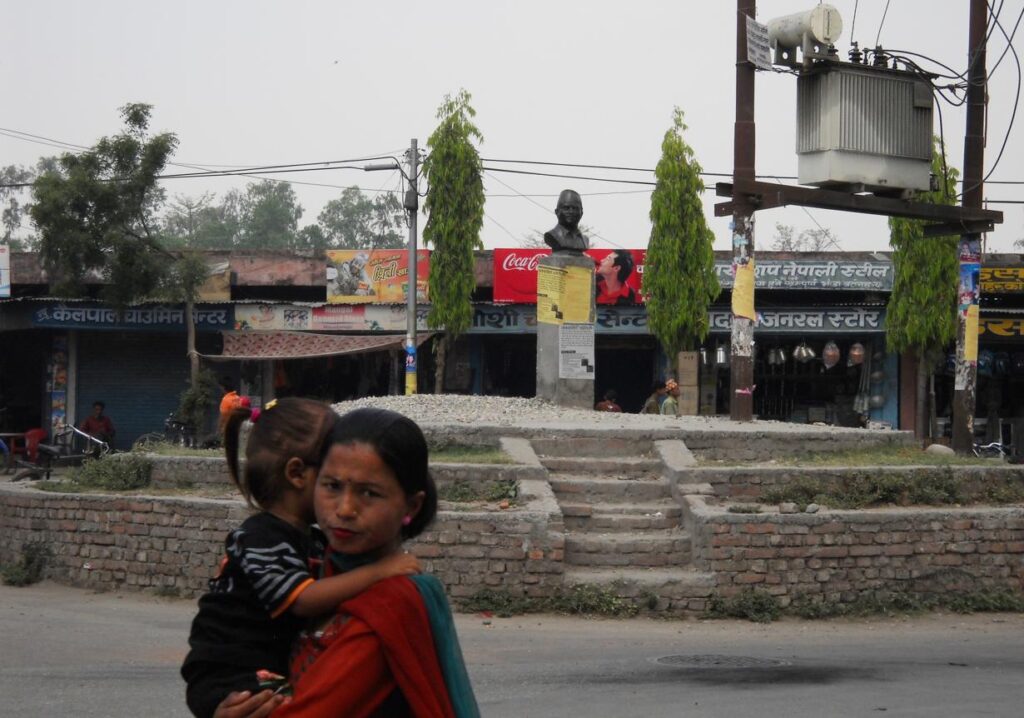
[
  {"xmin": 561, "ymin": 265, "xmax": 594, "ymax": 323},
  {"xmin": 965, "ymin": 304, "xmax": 979, "ymax": 361},
  {"xmin": 536, "ymin": 264, "xmax": 565, "ymax": 325},
  {"xmin": 732, "ymin": 261, "xmax": 756, "ymax": 320}
]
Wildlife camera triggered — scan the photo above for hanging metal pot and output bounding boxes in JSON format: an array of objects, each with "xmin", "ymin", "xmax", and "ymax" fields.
[
  {"xmin": 869, "ymin": 394, "xmax": 886, "ymax": 409},
  {"xmin": 848, "ymin": 343, "xmax": 866, "ymax": 366},
  {"xmin": 869, "ymin": 369, "xmax": 885, "ymax": 383},
  {"xmin": 822, "ymin": 341, "xmax": 840, "ymax": 369},
  {"xmin": 716, "ymin": 343, "xmax": 730, "ymax": 367}
]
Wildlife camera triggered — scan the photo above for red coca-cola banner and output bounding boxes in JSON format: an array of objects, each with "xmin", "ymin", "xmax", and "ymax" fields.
[{"xmin": 493, "ymin": 248, "xmax": 646, "ymax": 305}]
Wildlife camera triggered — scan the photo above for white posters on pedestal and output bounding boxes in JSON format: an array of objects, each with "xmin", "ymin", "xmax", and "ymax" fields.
[{"xmin": 558, "ymin": 322, "xmax": 595, "ymax": 380}]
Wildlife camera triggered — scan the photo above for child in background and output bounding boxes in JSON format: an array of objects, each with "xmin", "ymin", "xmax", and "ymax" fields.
[{"xmin": 181, "ymin": 398, "xmax": 421, "ymax": 718}]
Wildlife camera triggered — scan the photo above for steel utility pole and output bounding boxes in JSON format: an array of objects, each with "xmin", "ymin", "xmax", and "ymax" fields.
[
  {"xmin": 404, "ymin": 138, "xmax": 420, "ymax": 396},
  {"xmin": 952, "ymin": 0, "xmax": 987, "ymax": 453},
  {"xmin": 730, "ymin": 0, "xmax": 757, "ymax": 422}
]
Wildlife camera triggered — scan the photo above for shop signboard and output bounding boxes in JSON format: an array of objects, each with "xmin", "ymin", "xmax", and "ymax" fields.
[
  {"xmin": 0, "ymin": 244, "xmax": 10, "ymax": 298},
  {"xmin": 32, "ymin": 303, "xmax": 233, "ymax": 331},
  {"xmin": 232, "ymin": 304, "xmax": 430, "ymax": 332},
  {"xmin": 493, "ymin": 248, "xmax": 645, "ymax": 304},
  {"xmin": 326, "ymin": 249, "xmax": 430, "ymax": 305},
  {"xmin": 980, "ymin": 267, "xmax": 1024, "ymax": 293},
  {"xmin": 714, "ymin": 259, "xmax": 892, "ymax": 291},
  {"xmin": 978, "ymin": 317, "xmax": 1024, "ymax": 340}
]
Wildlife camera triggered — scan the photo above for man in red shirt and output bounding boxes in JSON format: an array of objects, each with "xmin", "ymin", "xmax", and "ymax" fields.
[{"xmin": 79, "ymin": 401, "xmax": 115, "ymax": 444}]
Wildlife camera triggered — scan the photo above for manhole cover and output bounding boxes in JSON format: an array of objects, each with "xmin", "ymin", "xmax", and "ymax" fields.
[{"xmin": 655, "ymin": 654, "xmax": 789, "ymax": 668}]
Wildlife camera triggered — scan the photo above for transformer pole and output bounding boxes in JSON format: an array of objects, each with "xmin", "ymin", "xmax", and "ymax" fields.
[
  {"xmin": 730, "ymin": 0, "xmax": 757, "ymax": 421},
  {"xmin": 951, "ymin": 0, "xmax": 987, "ymax": 453},
  {"xmin": 404, "ymin": 138, "xmax": 419, "ymax": 396}
]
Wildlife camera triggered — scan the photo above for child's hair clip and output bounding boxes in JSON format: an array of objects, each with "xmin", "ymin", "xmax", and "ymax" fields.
[
  {"xmin": 265, "ymin": 399, "xmax": 278, "ymax": 411},
  {"xmin": 249, "ymin": 408, "xmax": 262, "ymax": 423}
]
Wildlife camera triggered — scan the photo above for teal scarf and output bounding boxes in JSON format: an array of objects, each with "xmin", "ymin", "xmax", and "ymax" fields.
[{"xmin": 329, "ymin": 552, "xmax": 480, "ymax": 718}]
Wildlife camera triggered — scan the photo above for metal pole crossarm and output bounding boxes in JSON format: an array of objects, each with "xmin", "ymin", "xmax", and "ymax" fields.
[{"xmin": 714, "ymin": 181, "xmax": 1003, "ymax": 226}]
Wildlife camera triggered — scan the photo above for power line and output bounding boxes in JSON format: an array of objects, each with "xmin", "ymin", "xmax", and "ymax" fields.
[{"xmin": 875, "ymin": 0, "xmax": 893, "ymax": 47}]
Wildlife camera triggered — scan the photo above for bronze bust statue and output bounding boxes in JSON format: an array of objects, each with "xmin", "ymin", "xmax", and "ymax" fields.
[{"xmin": 544, "ymin": 189, "xmax": 589, "ymax": 254}]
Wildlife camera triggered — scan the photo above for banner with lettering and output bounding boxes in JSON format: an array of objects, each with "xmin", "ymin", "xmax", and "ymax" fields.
[
  {"xmin": 32, "ymin": 303, "xmax": 233, "ymax": 332},
  {"xmin": 326, "ymin": 249, "xmax": 430, "ymax": 304},
  {"xmin": 714, "ymin": 259, "xmax": 892, "ymax": 291},
  {"xmin": 493, "ymin": 248, "xmax": 645, "ymax": 304},
  {"xmin": 980, "ymin": 267, "xmax": 1024, "ymax": 293}
]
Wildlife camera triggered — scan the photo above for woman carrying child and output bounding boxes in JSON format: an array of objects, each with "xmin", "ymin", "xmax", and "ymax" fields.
[
  {"xmin": 212, "ymin": 407, "xmax": 479, "ymax": 717},
  {"xmin": 181, "ymin": 399, "xmax": 423, "ymax": 718}
]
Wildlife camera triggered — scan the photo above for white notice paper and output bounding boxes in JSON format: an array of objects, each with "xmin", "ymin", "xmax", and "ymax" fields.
[
  {"xmin": 745, "ymin": 16, "xmax": 773, "ymax": 70},
  {"xmin": 558, "ymin": 323, "xmax": 595, "ymax": 380}
]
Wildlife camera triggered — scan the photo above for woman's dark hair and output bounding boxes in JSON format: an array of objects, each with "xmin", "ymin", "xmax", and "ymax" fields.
[
  {"xmin": 322, "ymin": 408, "xmax": 438, "ymax": 540},
  {"xmin": 224, "ymin": 398, "xmax": 336, "ymax": 510},
  {"xmin": 611, "ymin": 250, "xmax": 635, "ymax": 283},
  {"xmin": 603, "ymin": 389, "xmax": 617, "ymax": 402}
]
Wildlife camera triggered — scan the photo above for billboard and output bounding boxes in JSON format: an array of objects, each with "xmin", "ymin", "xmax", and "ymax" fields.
[
  {"xmin": 326, "ymin": 249, "xmax": 430, "ymax": 304},
  {"xmin": 493, "ymin": 248, "xmax": 645, "ymax": 305}
]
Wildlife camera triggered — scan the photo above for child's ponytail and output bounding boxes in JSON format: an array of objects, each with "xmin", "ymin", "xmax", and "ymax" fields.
[{"xmin": 223, "ymin": 406, "xmax": 257, "ymax": 507}]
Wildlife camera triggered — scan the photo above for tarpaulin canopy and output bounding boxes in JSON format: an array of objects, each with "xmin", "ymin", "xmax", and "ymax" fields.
[{"xmin": 202, "ymin": 331, "xmax": 434, "ymax": 361}]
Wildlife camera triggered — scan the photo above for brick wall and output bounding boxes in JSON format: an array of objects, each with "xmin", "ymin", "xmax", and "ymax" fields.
[
  {"xmin": 688, "ymin": 465, "xmax": 1024, "ymax": 500},
  {"xmin": 0, "ymin": 482, "xmax": 564, "ymax": 600},
  {"xmin": 681, "ymin": 430, "xmax": 913, "ymax": 462},
  {"xmin": 685, "ymin": 495, "xmax": 1024, "ymax": 605}
]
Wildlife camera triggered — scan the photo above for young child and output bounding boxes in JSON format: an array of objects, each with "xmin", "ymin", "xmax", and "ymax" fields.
[{"xmin": 181, "ymin": 398, "xmax": 420, "ymax": 718}]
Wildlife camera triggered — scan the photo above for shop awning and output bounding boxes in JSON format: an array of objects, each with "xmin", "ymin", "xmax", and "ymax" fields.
[{"xmin": 202, "ymin": 331, "xmax": 434, "ymax": 361}]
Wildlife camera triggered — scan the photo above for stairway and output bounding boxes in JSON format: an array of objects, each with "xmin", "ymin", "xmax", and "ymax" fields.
[{"xmin": 533, "ymin": 438, "xmax": 713, "ymax": 612}]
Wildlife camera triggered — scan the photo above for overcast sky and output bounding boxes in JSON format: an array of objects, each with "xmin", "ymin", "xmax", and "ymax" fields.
[{"xmin": 2, "ymin": 0, "xmax": 1022, "ymax": 253}]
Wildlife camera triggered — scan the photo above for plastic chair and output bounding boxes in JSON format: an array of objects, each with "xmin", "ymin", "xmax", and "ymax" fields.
[{"xmin": 20, "ymin": 428, "xmax": 48, "ymax": 464}]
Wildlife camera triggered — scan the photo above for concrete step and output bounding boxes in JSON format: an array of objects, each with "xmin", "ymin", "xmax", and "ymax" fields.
[
  {"xmin": 531, "ymin": 437, "xmax": 655, "ymax": 458},
  {"xmin": 562, "ymin": 567, "xmax": 716, "ymax": 615},
  {"xmin": 561, "ymin": 501, "xmax": 681, "ymax": 531},
  {"xmin": 564, "ymin": 531, "xmax": 692, "ymax": 568},
  {"xmin": 541, "ymin": 456, "xmax": 662, "ymax": 478},
  {"xmin": 549, "ymin": 475, "xmax": 672, "ymax": 502}
]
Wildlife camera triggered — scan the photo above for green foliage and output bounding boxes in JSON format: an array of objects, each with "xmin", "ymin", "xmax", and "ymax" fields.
[
  {"xmin": 461, "ymin": 584, "xmax": 641, "ymax": 618},
  {"xmin": 727, "ymin": 504, "xmax": 763, "ymax": 514},
  {"xmin": 886, "ymin": 142, "xmax": 959, "ymax": 357},
  {"xmin": 430, "ymin": 445, "xmax": 513, "ymax": 464},
  {"xmin": 318, "ymin": 186, "xmax": 406, "ymax": 249},
  {"xmin": 437, "ymin": 479, "xmax": 518, "ymax": 503},
  {"xmin": 177, "ymin": 367, "xmax": 220, "ymax": 437},
  {"xmin": 238, "ymin": 180, "xmax": 304, "ymax": 250},
  {"xmin": 30, "ymin": 103, "xmax": 178, "ymax": 307},
  {"xmin": 73, "ymin": 453, "xmax": 153, "ymax": 490},
  {"xmin": 643, "ymin": 108, "xmax": 720, "ymax": 359},
  {"xmin": 761, "ymin": 468, "xmax": 1024, "ymax": 509},
  {"xmin": 422, "ymin": 89, "xmax": 485, "ymax": 342},
  {"xmin": 778, "ymin": 444, "xmax": 991, "ymax": 467},
  {"xmin": 162, "ymin": 192, "xmax": 241, "ymax": 250},
  {"xmin": 1, "ymin": 163, "xmax": 42, "ymax": 249},
  {"xmin": 790, "ymin": 588, "xmax": 1024, "ymax": 619},
  {"xmin": 1, "ymin": 543, "xmax": 50, "ymax": 587},
  {"xmin": 705, "ymin": 588, "xmax": 782, "ymax": 623}
]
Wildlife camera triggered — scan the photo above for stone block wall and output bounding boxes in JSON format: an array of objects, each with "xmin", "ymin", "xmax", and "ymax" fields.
[
  {"xmin": 688, "ymin": 465, "xmax": 1024, "ymax": 501},
  {"xmin": 685, "ymin": 495, "xmax": 1024, "ymax": 605},
  {"xmin": 681, "ymin": 429, "xmax": 913, "ymax": 462},
  {"xmin": 148, "ymin": 456, "xmax": 232, "ymax": 490}
]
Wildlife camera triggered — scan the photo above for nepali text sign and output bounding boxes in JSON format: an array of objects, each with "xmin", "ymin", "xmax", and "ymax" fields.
[
  {"xmin": 493, "ymin": 248, "xmax": 645, "ymax": 305},
  {"xmin": 710, "ymin": 307, "xmax": 885, "ymax": 333},
  {"xmin": 233, "ymin": 304, "xmax": 430, "ymax": 332},
  {"xmin": 980, "ymin": 267, "xmax": 1024, "ymax": 293},
  {"xmin": 714, "ymin": 259, "xmax": 892, "ymax": 291},
  {"xmin": 32, "ymin": 303, "xmax": 233, "ymax": 331},
  {"xmin": 979, "ymin": 317, "xmax": 1024, "ymax": 340},
  {"xmin": 326, "ymin": 249, "xmax": 430, "ymax": 304}
]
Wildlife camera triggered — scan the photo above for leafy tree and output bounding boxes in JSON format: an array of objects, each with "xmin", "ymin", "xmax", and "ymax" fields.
[
  {"xmin": 770, "ymin": 223, "xmax": 839, "ymax": 251},
  {"xmin": 318, "ymin": 186, "xmax": 406, "ymax": 249},
  {"xmin": 31, "ymin": 103, "xmax": 177, "ymax": 305},
  {"xmin": 163, "ymin": 192, "xmax": 241, "ymax": 249},
  {"xmin": 1, "ymin": 165, "xmax": 36, "ymax": 250},
  {"xmin": 30, "ymin": 104, "xmax": 206, "ymax": 390},
  {"xmin": 886, "ymin": 142, "xmax": 959, "ymax": 441},
  {"xmin": 643, "ymin": 108, "xmax": 720, "ymax": 372},
  {"xmin": 238, "ymin": 180, "xmax": 303, "ymax": 249},
  {"xmin": 422, "ymin": 89, "xmax": 485, "ymax": 393}
]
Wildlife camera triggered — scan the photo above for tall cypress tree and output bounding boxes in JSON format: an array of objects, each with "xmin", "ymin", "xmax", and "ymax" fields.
[
  {"xmin": 886, "ymin": 143, "xmax": 959, "ymax": 440},
  {"xmin": 643, "ymin": 108, "xmax": 720, "ymax": 370},
  {"xmin": 422, "ymin": 90, "xmax": 485, "ymax": 392}
]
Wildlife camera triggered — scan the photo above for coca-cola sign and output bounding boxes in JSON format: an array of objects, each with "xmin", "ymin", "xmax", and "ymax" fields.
[{"xmin": 493, "ymin": 248, "xmax": 646, "ymax": 305}]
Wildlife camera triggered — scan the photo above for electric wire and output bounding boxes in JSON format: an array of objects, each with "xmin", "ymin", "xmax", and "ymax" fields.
[{"xmin": 875, "ymin": 0, "xmax": 892, "ymax": 47}]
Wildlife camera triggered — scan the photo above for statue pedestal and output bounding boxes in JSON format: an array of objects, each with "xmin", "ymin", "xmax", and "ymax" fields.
[{"xmin": 535, "ymin": 253, "xmax": 595, "ymax": 409}]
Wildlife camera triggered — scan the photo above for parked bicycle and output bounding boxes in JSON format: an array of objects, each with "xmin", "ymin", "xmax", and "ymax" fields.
[
  {"xmin": 132, "ymin": 413, "xmax": 197, "ymax": 451},
  {"xmin": 972, "ymin": 440, "xmax": 1008, "ymax": 460},
  {"xmin": 12, "ymin": 424, "xmax": 110, "ymax": 481}
]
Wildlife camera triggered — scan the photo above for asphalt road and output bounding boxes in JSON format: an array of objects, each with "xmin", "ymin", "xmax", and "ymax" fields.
[{"xmin": 2, "ymin": 582, "xmax": 1023, "ymax": 717}]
